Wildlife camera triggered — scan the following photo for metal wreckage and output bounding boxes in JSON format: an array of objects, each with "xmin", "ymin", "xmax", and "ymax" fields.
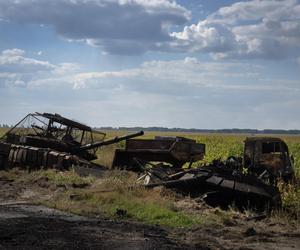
[
  {"xmin": 112, "ymin": 136, "xmax": 295, "ymax": 210},
  {"xmin": 0, "ymin": 112, "xmax": 143, "ymax": 171},
  {"xmin": 0, "ymin": 112, "xmax": 296, "ymax": 210}
]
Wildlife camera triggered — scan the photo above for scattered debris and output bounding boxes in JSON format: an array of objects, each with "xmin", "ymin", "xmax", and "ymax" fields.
[
  {"xmin": 113, "ymin": 136, "xmax": 296, "ymax": 211},
  {"xmin": 141, "ymin": 161, "xmax": 281, "ymax": 211}
]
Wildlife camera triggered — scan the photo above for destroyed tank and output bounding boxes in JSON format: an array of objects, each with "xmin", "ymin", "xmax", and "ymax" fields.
[{"xmin": 0, "ymin": 112, "xmax": 143, "ymax": 170}]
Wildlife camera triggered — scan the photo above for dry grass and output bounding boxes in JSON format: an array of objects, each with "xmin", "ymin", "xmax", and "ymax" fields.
[
  {"xmin": 1, "ymin": 168, "xmax": 220, "ymax": 228},
  {"xmin": 46, "ymin": 170, "xmax": 222, "ymax": 228}
]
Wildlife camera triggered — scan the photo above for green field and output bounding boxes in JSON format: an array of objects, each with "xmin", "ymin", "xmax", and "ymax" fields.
[
  {"xmin": 1, "ymin": 127, "xmax": 299, "ymax": 227},
  {"xmin": 1, "ymin": 127, "xmax": 300, "ymax": 176},
  {"xmin": 95, "ymin": 130, "xmax": 300, "ymax": 177}
]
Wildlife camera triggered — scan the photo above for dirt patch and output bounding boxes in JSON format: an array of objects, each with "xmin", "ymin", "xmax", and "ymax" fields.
[
  {"xmin": 0, "ymin": 203, "xmax": 185, "ymax": 250},
  {"xmin": 177, "ymin": 217, "xmax": 300, "ymax": 250}
]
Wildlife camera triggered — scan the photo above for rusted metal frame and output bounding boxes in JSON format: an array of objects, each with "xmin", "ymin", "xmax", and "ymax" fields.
[
  {"xmin": 31, "ymin": 113, "xmax": 48, "ymax": 127},
  {"xmin": 80, "ymin": 131, "xmax": 85, "ymax": 144},
  {"xmin": 77, "ymin": 131, "xmax": 144, "ymax": 152},
  {"xmin": 0, "ymin": 113, "xmax": 31, "ymax": 140},
  {"xmin": 46, "ymin": 118, "xmax": 54, "ymax": 137}
]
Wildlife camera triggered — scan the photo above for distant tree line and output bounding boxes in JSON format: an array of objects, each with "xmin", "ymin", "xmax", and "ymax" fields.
[
  {"xmin": 1, "ymin": 123, "xmax": 299, "ymax": 134},
  {"xmin": 97, "ymin": 126, "xmax": 300, "ymax": 135},
  {"xmin": 0, "ymin": 124, "xmax": 13, "ymax": 128}
]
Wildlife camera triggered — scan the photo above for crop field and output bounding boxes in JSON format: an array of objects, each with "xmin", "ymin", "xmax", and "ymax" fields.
[
  {"xmin": 96, "ymin": 130, "xmax": 300, "ymax": 178},
  {"xmin": 2, "ymin": 126, "xmax": 300, "ymax": 175},
  {"xmin": 1, "ymin": 127, "xmax": 300, "ymax": 229}
]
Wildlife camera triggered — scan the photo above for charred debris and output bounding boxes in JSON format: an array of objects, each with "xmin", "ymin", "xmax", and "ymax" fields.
[
  {"xmin": 112, "ymin": 136, "xmax": 295, "ymax": 210},
  {"xmin": 0, "ymin": 112, "xmax": 143, "ymax": 171},
  {"xmin": 0, "ymin": 112, "xmax": 297, "ymax": 210}
]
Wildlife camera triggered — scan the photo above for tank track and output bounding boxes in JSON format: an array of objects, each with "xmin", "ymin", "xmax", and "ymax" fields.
[{"xmin": 0, "ymin": 142, "xmax": 91, "ymax": 170}]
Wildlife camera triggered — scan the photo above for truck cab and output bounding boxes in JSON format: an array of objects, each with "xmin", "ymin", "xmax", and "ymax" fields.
[{"xmin": 243, "ymin": 137, "xmax": 294, "ymax": 182}]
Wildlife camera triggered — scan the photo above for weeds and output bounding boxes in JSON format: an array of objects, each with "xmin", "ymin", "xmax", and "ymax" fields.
[
  {"xmin": 44, "ymin": 170, "xmax": 219, "ymax": 228},
  {"xmin": 277, "ymin": 181, "xmax": 300, "ymax": 219}
]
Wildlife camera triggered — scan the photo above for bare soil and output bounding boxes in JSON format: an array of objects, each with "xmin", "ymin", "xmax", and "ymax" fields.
[
  {"xmin": 0, "ymin": 174, "xmax": 299, "ymax": 250},
  {"xmin": 0, "ymin": 203, "xmax": 185, "ymax": 250}
]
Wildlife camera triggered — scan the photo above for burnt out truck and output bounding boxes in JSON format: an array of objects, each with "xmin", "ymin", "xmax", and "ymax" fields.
[{"xmin": 243, "ymin": 137, "xmax": 295, "ymax": 182}]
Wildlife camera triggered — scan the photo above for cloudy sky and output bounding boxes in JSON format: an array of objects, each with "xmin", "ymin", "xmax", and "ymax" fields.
[{"xmin": 0, "ymin": 0, "xmax": 299, "ymax": 129}]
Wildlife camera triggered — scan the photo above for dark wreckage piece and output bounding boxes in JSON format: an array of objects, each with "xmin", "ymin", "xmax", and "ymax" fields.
[
  {"xmin": 143, "ymin": 163, "xmax": 281, "ymax": 211},
  {"xmin": 112, "ymin": 136, "xmax": 205, "ymax": 171},
  {"xmin": 243, "ymin": 137, "xmax": 295, "ymax": 182},
  {"xmin": 113, "ymin": 136, "xmax": 294, "ymax": 210},
  {"xmin": 0, "ymin": 112, "xmax": 143, "ymax": 170}
]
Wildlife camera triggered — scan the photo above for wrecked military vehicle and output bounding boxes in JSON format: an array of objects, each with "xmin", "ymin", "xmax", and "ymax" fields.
[
  {"xmin": 0, "ymin": 112, "xmax": 143, "ymax": 170},
  {"xmin": 113, "ymin": 136, "xmax": 295, "ymax": 210},
  {"xmin": 243, "ymin": 137, "xmax": 295, "ymax": 182},
  {"xmin": 112, "ymin": 136, "xmax": 205, "ymax": 170}
]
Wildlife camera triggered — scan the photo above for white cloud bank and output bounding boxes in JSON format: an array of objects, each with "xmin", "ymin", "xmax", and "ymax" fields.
[
  {"xmin": 171, "ymin": 0, "xmax": 300, "ymax": 59},
  {"xmin": 0, "ymin": 47, "xmax": 299, "ymax": 129},
  {"xmin": 73, "ymin": 57, "xmax": 263, "ymax": 91},
  {"xmin": 0, "ymin": 49, "xmax": 55, "ymax": 73},
  {"xmin": 0, "ymin": 49, "xmax": 79, "ymax": 88},
  {"xmin": 0, "ymin": 0, "xmax": 189, "ymax": 55},
  {"xmin": 1, "ymin": 0, "xmax": 299, "ymax": 59},
  {"xmin": 1, "ymin": 48, "xmax": 298, "ymax": 95}
]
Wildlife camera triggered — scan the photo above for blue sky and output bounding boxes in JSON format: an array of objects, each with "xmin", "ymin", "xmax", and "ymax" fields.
[{"xmin": 0, "ymin": 0, "xmax": 299, "ymax": 129}]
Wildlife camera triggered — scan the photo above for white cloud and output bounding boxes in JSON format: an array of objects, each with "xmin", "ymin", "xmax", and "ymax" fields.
[
  {"xmin": 212, "ymin": 0, "xmax": 299, "ymax": 23},
  {"xmin": 1, "ymin": 0, "xmax": 298, "ymax": 58},
  {"xmin": 170, "ymin": 20, "xmax": 237, "ymax": 53},
  {"xmin": 0, "ymin": 51, "xmax": 299, "ymax": 129},
  {"xmin": 53, "ymin": 63, "xmax": 81, "ymax": 75},
  {"xmin": 73, "ymin": 57, "xmax": 296, "ymax": 93},
  {"xmin": 2, "ymin": 48, "xmax": 25, "ymax": 57},
  {"xmin": 1, "ymin": 49, "xmax": 298, "ymax": 96},
  {"xmin": 0, "ymin": 0, "xmax": 189, "ymax": 55},
  {"xmin": 0, "ymin": 48, "xmax": 80, "ymax": 88},
  {"xmin": 0, "ymin": 49, "xmax": 55, "ymax": 73},
  {"xmin": 171, "ymin": 0, "xmax": 300, "ymax": 60}
]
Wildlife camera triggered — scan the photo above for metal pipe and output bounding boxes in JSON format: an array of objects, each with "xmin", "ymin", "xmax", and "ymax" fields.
[{"xmin": 73, "ymin": 131, "xmax": 144, "ymax": 152}]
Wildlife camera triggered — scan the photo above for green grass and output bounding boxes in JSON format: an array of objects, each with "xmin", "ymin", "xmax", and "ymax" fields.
[
  {"xmin": 42, "ymin": 169, "xmax": 96, "ymax": 186},
  {"xmin": 34, "ymin": 169, "xmax": 220, "ymax": 228},
  {"xmin": 66, "ymin": 191, "xmax": 205, "ymax": 228}
]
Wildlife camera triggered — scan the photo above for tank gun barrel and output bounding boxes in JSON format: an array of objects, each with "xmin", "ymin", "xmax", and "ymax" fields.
[{"xmin": 74, "ymin": 131, "xmax": 144, "ymax": 152}]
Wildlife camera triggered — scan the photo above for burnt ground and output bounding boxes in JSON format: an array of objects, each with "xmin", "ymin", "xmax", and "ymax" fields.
[
  {"xmin": 0, "ymin": 175, "xmax": 300, "ymax": 250},
  {"xmin": 0, "ymin": 203, "xmax": 184, "ymax": 250}
]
